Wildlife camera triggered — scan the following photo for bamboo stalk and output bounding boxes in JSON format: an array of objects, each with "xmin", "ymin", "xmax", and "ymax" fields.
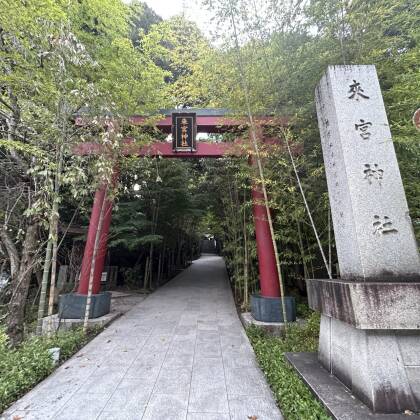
[
  {"xmin": 157, "ymin": 250, "xmax": 162, "ymax": 286},
  {"xmin": 296, "ymin": 221, "xmax": 309, "ymax": 279},
  {"xmin": 144, "ymin": 256, "xmax": 150, "ymax": 290},
  {"xmin": 148, "ymin": 243, "xmax": 154, "ymax": 288},
  {"xmin": 227, "ymin": 0, "xmax": 289, "ymax": 329},
  {"xmin": 282, "ymin": 128, "xmax": 332, "ymax": 280},
  {"xmin": 46, "ymin": 147, "xmax": 64, "ymax": 335},
  {"xmin": 243, "ymin": 190, "xmax": 249, "ymax": 308},
  {"xmin": 36, "ymin": 141, "xmax": 64, "ymax": 335},
  {"xmin": 35, "ymin": 241, "xmax": 52, "ymax": 335},
  {"xmin": 46, "ymin": 236, "xmax": 58, "ymax": 335}
]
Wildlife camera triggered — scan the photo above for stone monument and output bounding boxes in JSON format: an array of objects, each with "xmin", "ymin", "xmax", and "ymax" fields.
[{"xmin": 307, "ymin": 65, "xmax": 420, "ymax": 413}]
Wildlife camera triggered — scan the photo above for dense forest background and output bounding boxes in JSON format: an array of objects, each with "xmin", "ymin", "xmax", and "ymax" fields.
[{"xmin": 0, "ymin": 0, "xmax": 419, "ymax": 344}]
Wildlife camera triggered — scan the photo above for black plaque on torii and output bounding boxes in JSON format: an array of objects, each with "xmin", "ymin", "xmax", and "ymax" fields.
[{"xmin": 172, "ymin": 112, "xmax": 197, "ymax": 152}]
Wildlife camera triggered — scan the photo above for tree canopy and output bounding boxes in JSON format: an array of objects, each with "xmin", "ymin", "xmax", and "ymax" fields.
[{"xmin": 0, "ymin": 0, "xmax": 418, "ymax": 343}]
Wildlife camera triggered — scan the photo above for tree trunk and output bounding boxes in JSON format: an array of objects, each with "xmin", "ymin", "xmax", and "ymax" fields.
[
  {"xmin": 157, "ymin": 250, "xmax": 162, "ymax": 287},
  {"xmin": 0, "ymin": 226, "xmax": 20, "ymax": 279},
  {"xmin": 148, "ymin": 243, "xmax": 154, "ymax": 289},
  {"xmin": 6, "ymin": 223, "xmax": 38, "ymax": 345}
]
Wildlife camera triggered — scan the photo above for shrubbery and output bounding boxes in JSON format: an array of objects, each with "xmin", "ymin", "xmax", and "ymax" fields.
[
  {"xmin": 247, "ymin": 312, "xmax": 331, "ymax": 420},
  {"xmin": 0, "ymin": 328, "xmax": 91, "ymax": 413}
]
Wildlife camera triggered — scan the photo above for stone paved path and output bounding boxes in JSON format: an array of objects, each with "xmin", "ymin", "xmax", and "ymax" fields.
[{"xmin": 3, "ymin": 255, "xmax": 282, "ymax": 420}]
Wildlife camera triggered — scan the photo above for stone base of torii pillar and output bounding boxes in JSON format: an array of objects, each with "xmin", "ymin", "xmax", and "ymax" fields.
[
  {"xmin": 58, "ymin": 292, "xmax": 112, "ymax": 319},
  {"xmin": 288, "ymin": 65, "xmax": 420, "ymax": 416},
  {"xmin": 58, "ymin": 184, "xmax": 114, "ymax": 319}
]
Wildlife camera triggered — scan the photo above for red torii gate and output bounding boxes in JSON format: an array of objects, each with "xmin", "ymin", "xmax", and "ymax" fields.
[{"xmin": 74, "ymin": 109, "xmax": 286, "ymax": 306}]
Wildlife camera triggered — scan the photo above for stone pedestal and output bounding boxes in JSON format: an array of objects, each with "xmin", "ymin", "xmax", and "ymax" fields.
[
  {"xmin": 251, "ymin": 294, "xmax": 296, "ymax": 322},
  {"xmin": 307, "ymin": 279, "xmax": 420, "ymax": 329},
  {"xmin": 41, "ymin": 312, "xmax": 120, "ymax": 334},
  {"xmin": 241, "ymin": 312, "xmax": 305, "ymax": 337},
  {"xmin": 58, "ymin": 292, "xmax": 111, "ymax": 319},
  {"xmin": 303, "ymin": 65, "xmax": 420, "ymax": 415},
  {"xmin": 318, "ymin": 315, "xmax": 420, "ymax": 413},
  {"xmin": 308, "ymin": 279, "xmax": 420, "ymax": 412}
]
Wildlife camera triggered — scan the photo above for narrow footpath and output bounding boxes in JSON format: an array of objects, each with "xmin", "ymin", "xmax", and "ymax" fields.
[{"xmin": 3, "ymin": 255, "xmax": 282, "ymax": 420}]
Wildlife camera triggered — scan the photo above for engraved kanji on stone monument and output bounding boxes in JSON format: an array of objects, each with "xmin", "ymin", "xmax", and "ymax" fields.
[
  {"xmin": 355, "ymin": 119, "xmax": 372, "ymax": 139},
  {"xmin": 348, "ymin": 79, "xmax": 369, "ymax": 100},
  {"xmin": 315, "ymin": 65, "xmax": 420, "ymax": 281},
  {"xmin": 372, "ymin": 215, "xmax": 398, "ymax": 235},
  {"xmin": 363, "ymin": 163, "xmax": 383, "ymax": 184}
]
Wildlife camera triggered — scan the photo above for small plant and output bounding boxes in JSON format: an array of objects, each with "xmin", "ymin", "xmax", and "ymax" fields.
[
  {"xmin": 247, "ymin": 311, "xmax": 331, "ymax": 420},
  {"xmin": 121, "ymin": 265, "xmax": 144, "ymax": 289},
  {"xmin": 0, "ymin": 327, "xmax": 95, "ymax": 413}
]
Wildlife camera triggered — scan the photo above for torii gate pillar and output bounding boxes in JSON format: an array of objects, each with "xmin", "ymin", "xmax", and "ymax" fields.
[
  {"xmin": 77, "ymin": 187, "xmax": 114, "ymax": 296},
  {"xmin": 58, "ymin": 185, "xmax": 114, "ymax": 319},
  {"xmin": 252, "ymin": 185, "xmax": 281, "ymax": 297}
]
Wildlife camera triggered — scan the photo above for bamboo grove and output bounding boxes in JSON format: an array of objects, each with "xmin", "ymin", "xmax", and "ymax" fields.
[{"xmin": 1, "ymin": 0, "xmax": 419, "ymax": 344}]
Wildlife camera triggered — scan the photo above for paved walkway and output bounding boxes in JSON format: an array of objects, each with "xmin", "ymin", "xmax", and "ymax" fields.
[{"xmin": 3, "ymin": 255, "xmax": 282, "ymax": 420}]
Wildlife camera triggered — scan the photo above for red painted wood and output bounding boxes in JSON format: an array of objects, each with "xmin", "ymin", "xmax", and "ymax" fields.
[
  {"xmin": 91, "ymin": 198, "xmax": 113, "ymax": 294},
  {"xmin": 78, "ymin": 186, "xmax": 106, "ymax": 295},
  {"xmin": 134, "ymin": 141, "xmax": 239, "ymax": 157},
  {"xmin": 129, "ymin": 115, "xmax": 244, "ymax": 133},
  {"xmin": 73, "ymin": 139, "xmax": 243, "ymax": 158},
  {"xmin": 75, "ymin": 115, "xmax": 288, "ymax": 134},
  {"xmin": 252, "ymin": 185, "xmax": 281, "ymax": 298},
  {"xmin": 72, "ymin": 137, "xmax": 296, "ymax": 158}
]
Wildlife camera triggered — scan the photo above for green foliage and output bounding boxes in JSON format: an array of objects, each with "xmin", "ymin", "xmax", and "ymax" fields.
[
  {"xmin": 0, "ymin": 140, "xmax": 46, "ymax": 159},
  {"xmin": 109, "ymin": 158, "xmax": 205, "ymax": 288},
  {"xmin": 142, "ymin": 15, "xmax": 213, "ymax": 107},
  {"xmin": 0, "ymin": 0, "xmax": 169, "ymax": 222},
  {"xmin": 199, "ymin": 0, "xmax": 420, "ymax": 287},
  {"xmin": 129, "ymin": 1, "xmax": 162, "ymax": 46},
  {"xmin": 1, "ymin": 0, "xmax": 418, "ymax": 350},
  {"xmin": 247, "ymin": 312, "xmax": 331, "ymax": 420},
  {"xmin": 120, "ymin": 265, "xmax": 144, "ymax": 288},
  {"xmin": 0, "ymin": 328, "xmax": 92, "ymax": 412},
  {"xmin": 0, "ymin": 0, "xmax": 170, "ymax": 340},
  {"xmin": 112, "ymin": 158, "xmax": 203, "ymax": 250}
]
